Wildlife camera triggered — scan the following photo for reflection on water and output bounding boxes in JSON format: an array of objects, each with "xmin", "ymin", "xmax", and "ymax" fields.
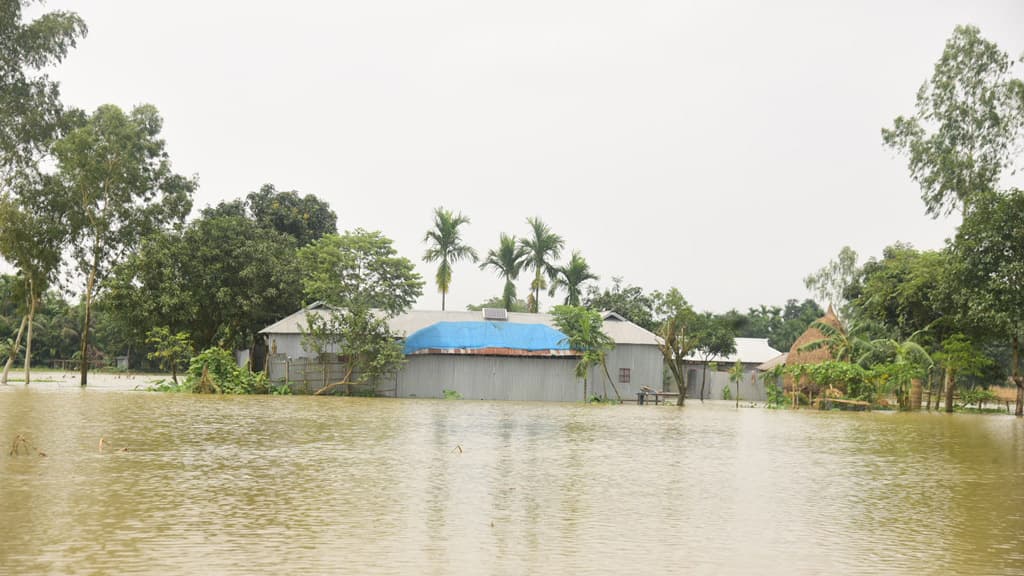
[{"xmin": 1, "ymin": 387, "xmax": 1021, "ymax": 575}]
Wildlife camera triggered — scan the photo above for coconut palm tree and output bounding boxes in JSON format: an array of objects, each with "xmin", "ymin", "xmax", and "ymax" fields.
[
  {"xmin": 422, "ymin": 207, "xmax": 478, "ymax": 311},
  {"xmin": 549, "ymin": 251, "xmax": 598, "ymax": 306},
  {"xmin": 519, "ymin": 217, "xmax": 564, "ymax": 313},
  {"xmin": 479, "ymin": 233, "xmax": 528, "ymax": 311}
]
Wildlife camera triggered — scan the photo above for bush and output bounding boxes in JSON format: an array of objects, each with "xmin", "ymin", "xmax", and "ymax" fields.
[
  {"xmin": 184, "ymin": 347, "xmax": 267, "ymax": 394},
  {"xmin": 721, "ymin": 385, "xmax": 732, "ymax": 400}
]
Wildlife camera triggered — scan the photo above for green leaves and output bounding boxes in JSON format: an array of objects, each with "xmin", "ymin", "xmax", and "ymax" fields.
[
  {"xmin": 549, "ymin": 250, "xmax": 598, "ymax": 307},
  {"xmin": 480, "ymin": 233, "xmax": 529, "ymax": 311},
  {"xmin": 883, "ymin": 25, "xmax": 1024, "ymax": 218},
  {"xmin": 0, "ymin": 1, "xmax": 86, "ymax": 179},
  {"xmin": 520, "ymin": 217, "xmax": 564, "ymax": 313},
  {"xmin": 298, "ymin": 229, "xmax": 424, "ymax": 316},
  {"xmin": 552, "ymin": 305, "xmax": 617, "ymax": 400},
  {"xmin": 422, "ymin": 207, "xmax": 477, "ymax": 310}
]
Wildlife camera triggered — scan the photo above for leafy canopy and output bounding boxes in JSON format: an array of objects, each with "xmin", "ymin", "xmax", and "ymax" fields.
[
  {"xmin": 299, "ymin": 229, "xmax": 423, "ymax": 315},
  {"xmin": 882, "ymin": 24, "xmax": 1024, "ymax": 218}
]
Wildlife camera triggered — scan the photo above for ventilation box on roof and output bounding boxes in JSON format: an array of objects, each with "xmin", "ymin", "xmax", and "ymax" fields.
[{"xmin": 482, "ymin": 308, "xmax": 508, "ymax": 321}]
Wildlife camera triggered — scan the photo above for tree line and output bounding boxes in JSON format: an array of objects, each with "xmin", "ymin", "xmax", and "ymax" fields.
[{"xmin": 2, "ymin": 5, "xmax": 1021, "ymax": 414}]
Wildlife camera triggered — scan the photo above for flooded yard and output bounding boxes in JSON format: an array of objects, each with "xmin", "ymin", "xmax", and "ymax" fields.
[{"xmin": 1, "ymin": 384, "xmax": 1022, "ymax": 575}]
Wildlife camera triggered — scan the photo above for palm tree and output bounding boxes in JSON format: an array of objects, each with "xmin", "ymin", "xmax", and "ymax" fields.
[
  {"xmin": 862, "ymin": 336, "xmax": 933, "ymax": 410},
  {"xmin": 549, "ymin": 250, "xmax": 598, "ymax": 306},
  {"xmin": 519, "ymin": 217, "xmax": 564, "ymax": 313},
  {"xmin": 797, "ymin": 319, "xmax": 869, "ymax": 363},
  {"xmin": 422, "ymin": 207, "xmax": 478, "ymax": 310},
  {"xmin": 479, "ymin": 233, "xmax": 528, "ymax": 311}
]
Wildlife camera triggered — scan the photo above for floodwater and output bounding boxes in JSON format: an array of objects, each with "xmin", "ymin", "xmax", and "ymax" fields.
[{"xmin": 1, "ymin": 385, "xmax": 1022, "ymax": 575}]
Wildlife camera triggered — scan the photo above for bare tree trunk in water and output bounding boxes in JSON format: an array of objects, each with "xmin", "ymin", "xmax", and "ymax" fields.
[
  {"xmin": 80, "ymin": 265, "xmax": 97, "ymax": 387},
  {"xmin": 700, "ymin": 363, "xmax": 708, "ymax": 403},
  {"xmin": 2, "ymin": 315, "xmax": 27, "ymax": 385},
  {"xmin": 23, "ymin": 289, "xmax": 36, "ymax": 386},
  {"xmin": 924, "ymin": 374, "xmax": 933, "ymax": 411},
  {"xmin": 1013, "ymin": 335, "xmax": 1022, "ymax": 417},
  {"xmin": 944, "ymin": 368, "xmax": 955, "ymax": 414}
]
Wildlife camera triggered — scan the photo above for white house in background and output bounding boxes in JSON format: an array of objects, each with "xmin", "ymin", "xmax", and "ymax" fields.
[
  {"xmin": 257, "ymin": 304, "xmax": 663, "ymax": 402},
  {"xmin": 681, "ymin": 338, "xmax": 783, "ymax": 401}
]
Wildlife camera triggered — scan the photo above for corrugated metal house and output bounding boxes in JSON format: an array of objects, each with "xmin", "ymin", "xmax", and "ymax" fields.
[
  {"xmin": 681, "ymin": 338, "xmax": 783, "ymax": 401},
  {"xmin": 258, "ymin": 304, "xmax": 663, "ymax": 402}
]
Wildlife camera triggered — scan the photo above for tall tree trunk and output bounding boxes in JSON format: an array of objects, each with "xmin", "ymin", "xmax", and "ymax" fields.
[
  {"xmin": 700, "ymin": 363, "xmax": 708, "ymax": 403},
  {"xmin": 441, "ymin": 290, "xmax": 446, "ymax": 311},
  {"xmin": 600, "ymin": 360, "xmax": 621, "ymax": 402},
  {"xmin": 675, "ymin": 363, "xmax": 686, "ymax": 406},
  {"xmin": 1013, "ymin": 334, "xmax": 1022, "ymax": 417},
  {"xmin": 909, "ymin": 378, "xmax": 922, "ymax": 411},
  {"xmin": 2, "ymin": 315, "xmax": 27, "ymax": 385},
  {"xmin": 23, "ymin": 287, "xmax": 36, "ymax": 386},
  {"xmin": 943, "ymin": 368, "xmax": 955, "ymax": 414},
  {"xmin": 80, "ymin": 265, "xmax": 97, "ymax": 387}
]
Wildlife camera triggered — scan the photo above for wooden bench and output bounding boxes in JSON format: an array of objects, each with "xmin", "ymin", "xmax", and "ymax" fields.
[{"xmin": 636, "ymin": 390, "xmax": 680, "ymax": 405}]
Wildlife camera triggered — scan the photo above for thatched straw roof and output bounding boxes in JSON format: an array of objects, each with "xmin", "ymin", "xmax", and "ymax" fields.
[{"xmin": 783, "ymin": 305, "xmax": 844, "ymax": 390}]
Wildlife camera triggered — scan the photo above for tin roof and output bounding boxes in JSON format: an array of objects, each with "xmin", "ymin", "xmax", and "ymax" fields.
[{"xmin": 260, "ymin": 305, "xmax": 661, "ymax": 347}]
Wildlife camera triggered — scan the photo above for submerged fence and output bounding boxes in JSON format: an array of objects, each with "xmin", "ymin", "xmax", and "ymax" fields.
[{"xmin": 265, "ymin": 354, "xmax": 397, "ymax": 396}]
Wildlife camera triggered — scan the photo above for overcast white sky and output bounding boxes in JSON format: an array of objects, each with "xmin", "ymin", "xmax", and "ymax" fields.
[{"xmin": 15, "ymin": 0, "xmax": 1024, "ymax": 314}]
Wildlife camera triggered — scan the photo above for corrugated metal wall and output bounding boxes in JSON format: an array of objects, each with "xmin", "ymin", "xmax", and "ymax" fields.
[
  {"xmin": 684, "ymin": 367, "xmax": 768, "ymax": 401},
  {"xmin": 262, "ymin": 333, "xmax": 668, "ymax": 402},
  {"xmin": 585, "ymin": 344, "xmax": 666, "ymax": 401},
  {"xmin": 397, "ymin": 355, "xmax": 583, "ymax": 401}
]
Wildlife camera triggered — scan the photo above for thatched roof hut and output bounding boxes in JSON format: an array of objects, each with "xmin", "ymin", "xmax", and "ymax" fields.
[{"xmin": 783, "ymin": 305, "xmax": 844, "ymax": 392}]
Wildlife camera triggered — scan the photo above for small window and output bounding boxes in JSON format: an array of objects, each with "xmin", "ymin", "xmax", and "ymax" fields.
[{"xmin": 619, "ymin": 368, "xmax": 631, "ymax": 384}]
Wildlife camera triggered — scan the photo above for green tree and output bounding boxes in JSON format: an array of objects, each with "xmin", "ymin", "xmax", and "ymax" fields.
[
  {"xmin": 933, "ymin": 334, "xmax": 992, "ymax": 414},
  {"xmin": 861, "ymin": 337, "xmax": 933, "ymax": 410},
  {"xmin": 774, "ymin": 299, "xmax": 825, "ymax": 351},
  {"xmin": 0, "ymin": 182, "xmax": 68, "ymax": 384},
  {"xmin": 297, "ymin": 229, "xmax": 423, "ymax": 394},
  {"xmin": 585, "ymin": 277, "xmax": 657, "ymax": 332},
  {"xmin": 549, "ymin": 250, "xmax": 598, "ymax": 306},
  {"xmin": 466, "ymin": 296, "xmax": 529, "ymax": 313},
  {"xmin": 796, "ymin": 318, "xmax": 871, "ymax": 365},
  {"xmin": 728, "ymin": 359, "xmax": 744, "ymax": 407},
  {"xmin": 692, "ymin": 312, "xmax": 736, "ymax": 402},
  {"xmin": 552, "ymin": 305, "xmax": 617, "ymax": 401},
  {"xmin": 422, "ymin": 207, "xmax": 477, "ymax": 311},
  {"xmin": 654, "ymin": 287, "xmax": 697, "ymax": 406},
  {"xmin": 0, "ymin": 1, "xmax": 84, "ymax": 384},
  {"xmin": 105, "ymin": 208, "xmax": 303, "ymax": 351},
  {"xmin": 882, "ymin": 25, "xmax": 1024, "ymax": 218},
  {"xmin": 245, "ymin": 183, "xmax": 338, "ymax": 246},
  {"xmin": 55, "ymin": 104, "xmax": 195, "ymax": 386},
  {"xmin": 0, "ymin": 0, "xmax": 86, "ymax": 183},
  {"xmin": 948, "ymin": 191, "xmax": 1024, "ymax": 415},
  {"xmin": 479, "ymin": 233, "xmax": 528, "ymax": 311},
  {"xmin": 761, "ymin": 364, "xmax": 786, "ymax": 408},
  {"xmin": 804, "ymin": 246, "xmax": 859, "ymax": 317},
  {"xmin": 300, "ymin": 229, "xmax": 423, "ymax": 314},
  {"xmin": 519, "ymin": 217, "xmax": 564, "ymax": 313},
  {"xmin": 145, "ymin": 326, "xmax": 193, "ymax": 385},
  {"xmin": 847, "ymin": 243, "xmax": 951, "ymax": 344}
]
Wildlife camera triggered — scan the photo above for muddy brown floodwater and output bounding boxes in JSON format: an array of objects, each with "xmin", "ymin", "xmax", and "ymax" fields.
[{"xmin": 1, "ymin": 385, "xmax": 1022, "ymax": 575}]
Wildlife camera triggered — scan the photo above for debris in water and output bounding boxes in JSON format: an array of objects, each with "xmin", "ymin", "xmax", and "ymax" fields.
[{"xmin": 9, "ymin": 434, "xmax": 45, "ymax": 457}]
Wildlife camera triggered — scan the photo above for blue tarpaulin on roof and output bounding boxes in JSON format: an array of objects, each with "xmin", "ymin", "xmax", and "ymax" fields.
[{"xmin": 403, "ymin": 322, "xmax": 569, "ymax": 354}]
